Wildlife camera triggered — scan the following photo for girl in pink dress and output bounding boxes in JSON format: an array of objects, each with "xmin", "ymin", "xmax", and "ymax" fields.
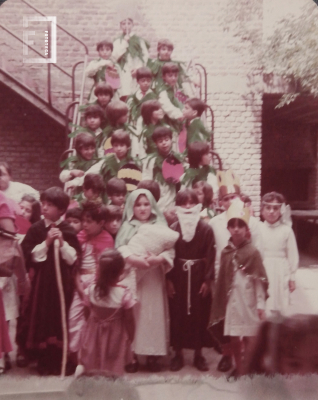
[{"xmin": 78, "ymin": 249, "xmax": 136, "ymax": 376}]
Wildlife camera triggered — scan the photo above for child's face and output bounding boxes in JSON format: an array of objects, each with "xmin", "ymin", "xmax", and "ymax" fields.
[
  {"xmin": 97, "ymin": 94, "xmax": 111, "ymax": 107},
  {"xmin": 182, "ymin": 103, "xmax": 197, "ymax": 120},
  {"xmin": 19, "ymin": 200, "xmax": 32, "ymax": 221},
  {"xmin": 155, "ymin": 135, "xmax": 172, "ymax": 157},
  {"xmin": 116, "ymin": 112, "xmax": 128, "ymax": 125},
  {"xmin": 113, "ymin": 143, "xmax": 129, "ymax": 160},
  {"xmin": 83, "ymin": 188, "xmax": 99, "ymax": 201},
  {"xmin": 158, "ymin": 45, "xmax": 172, "ymax": 61},
  {"xmin": 151, "ymin": 108, "xmax": 164, "ymax": 123},
  {"xmin": 180, "ymin": 200, "xmax": 197, "ymax": 209},
  {"xmin": 200, "ymin": 151, "xmax": 212, "ymax": 166},
  {"xmin": 86, "ymin": 115, "xmax": 101, "ymax": 131},
  {"xmin": 104, "ymin": 218, "xmax": 122, "ymax": 236},
  {"xmin": 138, "ymin": 77, "xmax": 152, "ymax": 93},
  {"xmin": 109, "ymin": 193, "xmax": 126, "ymax": 209},
  {"xmin": 80, "ymin": 145, "xmax": 95, "ymax": 161},
  {"xmin": 133, "ymin": 195, "xmax": 151, "ymax": 222},
  {"xmin": 41, "ymin": 201, "xmax": 63, "ymax": 222},
  {"xmin": 120, "ymin": 19, "xmax": 133, "ymax": 35},
  {"xmin": 163, "ymin": 72, "xmax": 178, "ymax": 87},
  {"xmin": 98, "ymin": 46, "xmax": 112, "ymax": 60},
  {"xmin": 193, "ymin": 188, "xmax": 204, "ymax": 205},
  {"xmin": 262, "ymin": 201, "xmax": 281, "ymax": 225},
  {"xmin": 66, "ymin": 217, "xmax": 82, "ymax": 234},
  {"xmin": 82, "ymin": 215, "xmax": 104, "ymax": 238},
  {"xmin": 227, "ymin": 220, "xmax": 248, "ymax": 245},
  {"xmin": 220, "ymin": 194, "xmax": 238, "ymax": 211}
]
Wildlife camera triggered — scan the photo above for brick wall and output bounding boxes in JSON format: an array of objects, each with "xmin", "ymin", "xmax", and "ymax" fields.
[
  {"xmin": 0, "ymin": 82, "xmax": 65, "ymax": 191},
  {"xmin": 3, "ymin": 0, "xmax": 303, "ymax": 214}
]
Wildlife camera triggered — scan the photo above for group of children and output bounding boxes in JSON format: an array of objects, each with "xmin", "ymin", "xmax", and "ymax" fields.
[{"xmin": 0, "ymin": 14, "xmax": 301, "ymax": 380}]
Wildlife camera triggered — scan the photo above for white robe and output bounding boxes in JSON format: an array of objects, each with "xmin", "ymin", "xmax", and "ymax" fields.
[{"xmin": 259, "ymin": 220, "xmax": 299, "ymax": 314}]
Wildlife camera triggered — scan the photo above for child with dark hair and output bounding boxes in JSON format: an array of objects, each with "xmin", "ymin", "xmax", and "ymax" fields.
[
  {"xmin": 142, "ymin": 126, "xmax": 184, "ymax": 211},
  {"xmin": 85, "ymin": 39, "xmax": 120, "ymax": 102},
  {"xmin": 137, "ymin": 180, "xmax": 160, "ymax": 202},
  {"xmin": 112, "ymin": 17, "xmax": 149, "ymax": 99},
  {"xmin": 127, "ymin": 67, "xmax": 157, "ymax": 157},
  {"xmin": 167, "ymin": 188, "xmax": 215, "ymax": 372},
  {"xmin": 84, "ymin": 105, "xmax": 104, "ymax": 139},
  {"xmin": 140, "ymin": 100, "xmax": 168, "ymax": 155},
  {"xmin": 77, "ymin": 249, "xmax": 136, "ymax": 375},
  {"xmin": 73, "ymin": 173, "xmax": 105, "ymax": 208},
  {"xmin": 148, "ymin": 39, "xmax": 195, "ymax": 95},
  {"xmin": 60, "ymin": 132, "xmax": 99, "ymax": 184},
  {"xmin": 209, "ymin": 199, "xmax": 268, "ymax": 378},
  {"xmin": 106, "ymin": 178, "xmax": 127, "ymax": 211},
  {"xmin": 19, "ymin": 194, "xmax": 41, "ymax": 225},
  {"xmin": 181, "ymin": 98, "xmax": 211, "ymax": 151},
  {"xmin": 260, "ymin": 191, "xmax": 298, "ymax": 317},
  {"xmin": 68, "ymin": 202, "xmax": 114, "ymax": 360},
  {"xmin": 20, "ymin": 187, "xmax": 81, "ymax": 375},
  {"xmin": 81, "ymin": 130, "xmax": 140, "ymax": 196},
  {"xmin": 157, "ymin": 63, "xmax": 184, "ymax": 128},
  {"xmin": 192, "ymin": 181, "xmax": 215, "ymax": 221},
  {"xmin": 65, "ymin": 208, "xmax": 82, "ymax": 234},
  {"xmin": 97, "ymin": 101, "xmax": 136, "ymax": 157},
  {"xmin": 181, "ymin": 141, "xmax": 218, "ymax": 198},
  {"xmin": 104, "ymin": 205, "xmax": 123, "ymax": 239}
]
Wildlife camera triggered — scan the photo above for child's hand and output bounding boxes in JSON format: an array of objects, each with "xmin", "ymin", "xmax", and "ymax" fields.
[
  {"xmin": 257, "ymin": 309, "xmax": 266, "ymax": 320},
  {"xmin": 288, "ymin": 280, "xmax": 296, "ymax": 293},
  {"xmin": 70, "ymin": 169, "xmax": 84, "ymax": 178},
  {"xmin": 166, "ymin": 279, "xmax": 176, "ymax": 298},
  {"xmin": 46, "ymin": 227, "xmax": 64, "ymax": 247},
  {"xmin": 146, "ymin": 254, "xmax": 164, "ymax": 267},
  {"xmin": 127, "ymin": 255, "xmax": 149, "ymax": 269},
  {"xmin": 199, "ymin": 282, "xmax": 211, "ymax": 297}
]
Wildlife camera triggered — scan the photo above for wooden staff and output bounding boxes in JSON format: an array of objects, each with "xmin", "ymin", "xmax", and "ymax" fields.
[{"xmin": 54, "ymin": 238, "xmax": 68, "ymax": 378}]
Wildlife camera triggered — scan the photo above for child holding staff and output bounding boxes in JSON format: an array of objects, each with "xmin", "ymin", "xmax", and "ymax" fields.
[{"xmin": 259, "ymin": 192, "xmax": 298, "ymax": 317}]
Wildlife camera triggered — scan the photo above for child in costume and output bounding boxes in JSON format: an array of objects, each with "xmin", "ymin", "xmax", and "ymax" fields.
[
  {"xmin": 137, "ymin": 180, "xmax": 161, "ymax": 203},
  {"xmin": 104, "ymin": 205, "xmax": 123, "ymax": 240},
  {"xmin": 60, "ymin": 133, "xmax": 99, "ymax": 184},
  {"xmin": 142, "ymin": 127, "xmax": 184, "ymax": 212},
  {"xmin": 85, "ymin": 40, "xmax": 120, "ymax": 102},
  {"xmin": 80, "ymin": 82, "xmax": 114, "ymax": 129},
  {"xmin": 73, "ymin": 173, "xmax": 105, "ymax": 208},
  {"xmin": 106, "ymin": 178, "xmax": 127, "ymax": 212},
  {"xmin": 112, "ymin": 17, "xmax": 149, "ymax": 100},
  {"xmin": 192, "ymin": 180, "xmax": 216, "ymax": 221},
  {"xmin": 140, "ymin": 99, "xmax": 169, "ymax": 155},
  {"xmin": 20, "ymin": 187, "xmax": 81, "ymax": 375},
  {"xmin": 65, "ymin": 208, "xmax": 82, "ymax": 234},
  {"xmin": 180, "ymin": 98, "xmax": 211, "ymax": 153},
  {"xmin": 181, "ymin": 141, "xmax": 218, "ymax": 197},
  {"xmin": 157, "ymin": 63, "xmax": 184, "ymax": 130},
  {"xmin": 166, "ymin": 188, "xmax": 215, "ymax": 372},
  {"xmin": 68, "ymin": 203, "xmax": 114, "ymax": 358},
  {"xmin": 77, "ymin": 249, "xmax": 135, "ymax": 375},
  {"xmin": 209, "ymin": 199, "xmax": 268, "ymax": 378},
  {"xmin": 98, "ymin": 101, "xmax": 137, "ymax": 157},
  {"xmin": 209, "ymin": 170, "xmax": 262, "ymax": 373},
  {"xmin": 115, "ymin": 189, "xmax": 176, "ymax": 373},
  {"xmin": 259, "ymin": 192, "xmax": 298, "ymax": 317},
  {"xmin": 148, "ymin": 39, "xmax": 197, "ymax": 97}
]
